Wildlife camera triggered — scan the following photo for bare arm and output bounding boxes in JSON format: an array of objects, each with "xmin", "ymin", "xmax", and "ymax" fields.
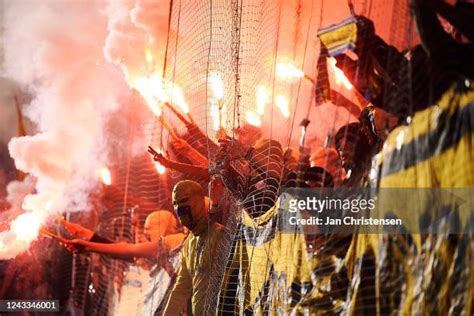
[
  {"xmin": 151, "ymin": 150, "xmax": 210, "ymax": 181},
  {"xmin": 170, "ymin": 138, "xmax": 209, "ymax": 167},
  {"xmin": 70, "ymin": 240, "xmax": 157, "ymax": 259}
]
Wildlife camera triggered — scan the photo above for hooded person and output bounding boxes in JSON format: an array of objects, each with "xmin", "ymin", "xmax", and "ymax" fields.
[{"xmin": 162, "ymin": 179, "xmax": 225, "ymax": 316}]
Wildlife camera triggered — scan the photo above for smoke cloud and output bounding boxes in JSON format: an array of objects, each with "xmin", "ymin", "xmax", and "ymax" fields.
[{"xmin": 0, "ymin": 0, "xmax": 129, "ymax": 259}]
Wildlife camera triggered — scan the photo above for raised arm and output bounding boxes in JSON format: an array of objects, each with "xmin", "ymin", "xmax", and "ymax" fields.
[
  {"xmin": 148, "ymin": 146, "xmax": 210, "ymax": 181},
  {"xmin": 68, "ymin": 232, "xmax": 187, "ymax": 260},
  {"xmin": 68, "ymin": 240, "xmax": 157, "ymax": 259}
]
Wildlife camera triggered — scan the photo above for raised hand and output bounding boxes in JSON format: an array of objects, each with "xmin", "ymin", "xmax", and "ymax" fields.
[{"xmin": 148, "ymin": 146, "xmax": 172, "ymax": 168}]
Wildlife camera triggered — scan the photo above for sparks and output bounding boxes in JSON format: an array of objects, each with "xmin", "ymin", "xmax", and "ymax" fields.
[
  {"xmin": 276, "ymin": 63, "xmax": 304, "ymax": 80},
  {"xmin": 256, "ymin": 85, "xmax": 269, "ymax": 116},
  {"xmin": 275, "ymin": 95, "xmax": 290, "ymax": 118},
  {"xmin": 328, "ymin": 57, "xmax": 353, "ymax": 90},
  {"xmin": 99, "ymin": 167, "xmax": 112, "ymax": 186},
  {"xmin": 11, "ymin": 212, "xmax": 42, "ymax": 242},
  {"xmin": 246, "ymin": 111, "xmax": 262, "ymax": 127}
]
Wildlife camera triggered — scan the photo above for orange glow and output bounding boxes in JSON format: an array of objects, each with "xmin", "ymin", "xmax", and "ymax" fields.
[
  {"xmin": 145, "ymin": 48, "xmax": 153, "ymax": 64},
  {"xmin": 150, "ymin": 150, "xmax": 166, "ymax": 174},
  {"xmin": 246, "ymin": 111, "xmax": 262, "ymax": 127},
  {"xmin": 209, "ymin": 72, "xmax": 224, "ymax": 103},
  {"xmin": 11, "ymin": 212, "xmax": 42, "ymax": 242},
  {"xmin": 276, "ymin": 63, "xmax": 304, "ymax": 80},
  {"xmin": 169, "ymin": 84, "xmax": 190, "ymax": 114},
  {"xmin": 209, "ymin": 73, "xmax": 225, "ymax": 131},
  {"xmin": 328, "ymin": 57, "xmax": 353, "ymax": 90},
  {"xmin": 275, "ymin": 95, "xmax": 290, "ymax": 118},
  {"xmin": 99, "ymin": 167, "xmax": 112, "ymax": 185},
  {"xmin": 256, "ymin": 85, "xmax": 269, "ymax": 116},
  {"xmin": 154, "ymin": 162, "xmax": 166, "ymax": 175},
  {"xmin": 131, "ymin": 74, "xmax": 166, "ymax": 117}
]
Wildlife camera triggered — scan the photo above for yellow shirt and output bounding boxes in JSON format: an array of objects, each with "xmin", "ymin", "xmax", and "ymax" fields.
[{"xmin": 163, "ymin": 223, "xmax": 225, "ymax": 315}]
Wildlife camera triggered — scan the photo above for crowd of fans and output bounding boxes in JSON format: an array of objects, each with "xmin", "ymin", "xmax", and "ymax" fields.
[{"xmin": 1, "ymin": 0, "xmax": 472, "ymax": 314}]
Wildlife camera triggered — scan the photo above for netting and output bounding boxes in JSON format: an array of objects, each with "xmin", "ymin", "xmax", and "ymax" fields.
[
  {"xmin": 1, "ymin": 0, "xmax": 473, "ymax": 315},
  {"xmin": 144, "ymin": 0, "xmax": 472, "ymax": 315}
]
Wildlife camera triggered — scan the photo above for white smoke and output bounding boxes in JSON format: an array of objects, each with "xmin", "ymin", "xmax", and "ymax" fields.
[
  {"xmin": 104, "ymin": 0, "xmax": 171, "ymax": 81},
  {"xmin": 0, "ymin": 0, "xmax": 129, "ymax": 259},
  {"xmin": 6, "ymin": 176, "xmax": 36, "ymax": 210},
  {"xmin": 103, "ymin": 0, "xmax": 173, "ymax": 156}
]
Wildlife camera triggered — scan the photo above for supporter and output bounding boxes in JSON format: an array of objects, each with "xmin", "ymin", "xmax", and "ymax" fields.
[
  {"xmin": 162, "ymin": 179, "xmax": 226, "ymax": 315},
  {"xmin": 160, "ymin": 116, "xmax": 209, "ymax": 167},
  {"xmin": 233, "ymin": 123, "xmax": 263, "ymax": 147},
  {"xmin": 330, "ymin": 1, "xmax": 473, "ymax": 122},
  {"xmin": 65, "ymin": 211, "xmax": 186, "ymax": 267},
  {"xmin": 242, "ymin": 139, "xmax": 285, "ymax": 217},
  {"xmin": 164, "ymin": 102, "xmax": 218, "ymax": 157},
  {"xmin": 304, "ymin": 166, "xmax": 335, "ymax": 188},
  {"xmin": 148, "ymin": 146, "xmax": 210, "ymax": 181},
  {"xmin": 310, "ymin": 147, "xmax": 345, "ymax": 186},
  {"xmin": 333, "ymin": 122, "xmax": 371, "ymax": 186}
]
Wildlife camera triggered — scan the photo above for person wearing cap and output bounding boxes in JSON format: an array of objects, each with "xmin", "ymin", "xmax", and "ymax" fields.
[{"xmin": 162, "ymin": 179, "xmax": 226, "ymax": 316}]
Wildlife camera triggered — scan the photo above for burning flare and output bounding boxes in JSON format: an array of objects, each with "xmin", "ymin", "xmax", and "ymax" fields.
[
  {"xmin": 246, "ymin": 111, "xmax": 262, "ymax": 127},
  {"xmin": 131, "ymin": 75, "xmax": 190, "ymax": 117},
  {"xmin": 328, "ymin": 57, "xmax": 353, "ymax": 90},
  {"xmin": 131, "ymin": 49, "xmax": 190, "ymax": 116},
  {"xmin": 131, "ymin": 74, "xmax": 166, "ymax": 117},
  {"xmin": 256, "ymin": 85, "xmax": 269, "ymax": 116},
  {"xmin": 99, "ymin": 167, "xmax": 112, "ymax": 186},
  {"xmin": 209, "ymin": 72, "xmax": 224, "ymax": 102},
  {"xmin": 11, "ymin": 212, "xmax": 42, "ymax": 243},
  {"xmin": 275, "ymin": 95, "xmax": 290, "ymax": 118},
  {"xmin": 148, "ymin": 148, "xmax": 166, "ymax": 175},
  {"xmin": 154, "ymin": 162, "xmax": 166, "ymax": 175},
  {"xmin": 208, "ymin": 72, "xmax": 227, "ymax": 137},
  {"xmin": 276, "ymin": 63, "xmax": 304, "ymax": 80},
  {"xmin": 168, "ymin": 84, "xmax": 190, "ymax": 114},
  {"xmin": 145, "ymin": 48, "xmax": 153, "ymax": 64}
]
